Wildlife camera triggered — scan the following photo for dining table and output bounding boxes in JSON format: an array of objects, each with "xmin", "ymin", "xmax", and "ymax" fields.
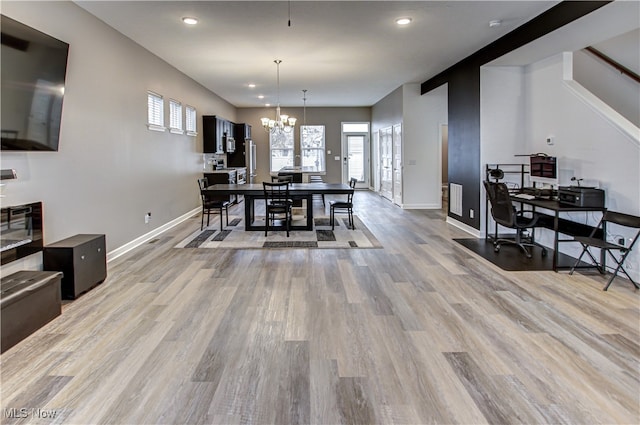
[{"xmin": 203, "ymin": 182, "xmax": 354, "ymax": 231}]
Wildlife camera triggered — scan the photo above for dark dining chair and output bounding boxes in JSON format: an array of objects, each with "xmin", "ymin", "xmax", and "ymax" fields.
[
  {"xmin": 569, "ymin": 210, "xmax": 640, "ymax": 291},
  {"xmin": 484, "ymin": 180, "xmax": 546, "ymax": 258},
  {"xmin": 330, "ymin": 177, "xmax": 357, "ymax": 230},
  {"xmin": 263, "ymin": 181, "xmax": 293, "ymax": 237},
  {"xmin": 197, "ymin": 178, "xmax": 229, "ymax": 231},
  {"xmin": 309, "ymin": 175, "xmax": 325, "ymax": 205}
]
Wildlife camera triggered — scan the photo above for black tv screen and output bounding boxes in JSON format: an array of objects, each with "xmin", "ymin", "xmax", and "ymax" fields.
[{"xmin": 1, "ymin": 15, "xmax": 68, "ymax": 151}]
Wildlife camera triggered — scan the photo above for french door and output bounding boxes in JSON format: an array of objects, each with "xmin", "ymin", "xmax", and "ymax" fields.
[
  {"xmin": 392, "ymin": 124, "xmax": 403, "ymax": 206},
  {"xmin": 379, "ymin": 127, "xmax": 393, "ymax": 201}
]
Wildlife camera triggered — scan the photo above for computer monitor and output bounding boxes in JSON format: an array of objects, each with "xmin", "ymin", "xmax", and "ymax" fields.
[{"xmin": 529, "ymin": 155, "xmax": 558, "ymax": 187}]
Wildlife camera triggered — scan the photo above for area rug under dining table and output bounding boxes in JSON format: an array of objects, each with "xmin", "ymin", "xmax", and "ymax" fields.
[{"xmin": 176, "ymin": 215, "xmax": 382, "ymax": 249}]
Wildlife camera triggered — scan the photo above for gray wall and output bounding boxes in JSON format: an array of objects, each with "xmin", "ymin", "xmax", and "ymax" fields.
[
  {"xmin": 1, "ymin": 1, "xmax": 235, "ymax": 273},
  {"xmin": 236, "ymin": 107, "xmax": 371, "ymax": 184}
]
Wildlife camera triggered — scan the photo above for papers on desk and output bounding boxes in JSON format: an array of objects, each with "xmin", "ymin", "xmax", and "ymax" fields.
[{"xmin": 514, "ymin": 193, "xmax": 536, "ymax": 200}]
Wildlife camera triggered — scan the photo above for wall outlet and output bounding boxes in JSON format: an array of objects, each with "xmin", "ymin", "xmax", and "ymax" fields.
[
  {"xmin": 470, "ymin": 209, "xmax": 474, "ymax": 219},
  {"xmin": 145, "ymin": 212, "xmax": 151, "ymax": 224},
  {"xmin": 546, "ymin": 136, "xmax": 555, "ymax": 146}
]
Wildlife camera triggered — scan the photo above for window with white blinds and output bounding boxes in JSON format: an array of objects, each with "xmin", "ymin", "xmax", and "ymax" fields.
[
  {"xmin": 185, "ymin": 105, "xmax": 197, "ymax": 136},
  {"xmin": 147, "ymin": 91, "xmax": 165, "ymax": 131},
  {"xmin": 301, "ymin": 125, "xmax": 326, "ymax": 172},
  {"xmin": 169, "ymin": 99, "xmax": 183, "ymax": 134}
]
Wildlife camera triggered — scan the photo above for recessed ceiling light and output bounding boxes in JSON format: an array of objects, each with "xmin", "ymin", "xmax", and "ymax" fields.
[
  {"xmin": 258, "ymin": 95, "xmax": 265, "ymax": 99},
  {"xmin": 489, "ymin": 20, "xmax": 502, "ymax": 28},
  {"xmin": 248, "ymin": 83, "xmax": 256, "ymax": 88},
  {"xmin": 265, "ymin": 103, "xmax": 271, "ymax": 107},
  {"xmin": 396, "ymin": 17, "xmax": 412, "ymax": 26},
  {"xmin": 182, "ymin": 17, "xmax": 198, "ymax": 25}
]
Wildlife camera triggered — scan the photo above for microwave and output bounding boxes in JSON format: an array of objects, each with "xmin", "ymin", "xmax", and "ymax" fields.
[{"xmin": 226, "ymin": 137, "xmax": 235, "ymax": 153}]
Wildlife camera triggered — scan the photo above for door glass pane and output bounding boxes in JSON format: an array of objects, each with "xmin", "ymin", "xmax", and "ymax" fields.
[
  {"xmin": 348, "ymin": 135, "xmax": 364, "ymax": 181},
  {"xmin": 343, "ymin": 123, "xmax": 369, "ymax": 132}
]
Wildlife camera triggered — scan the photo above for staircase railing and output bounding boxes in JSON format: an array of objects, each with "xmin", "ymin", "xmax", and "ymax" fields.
[{"xmin": 585, "ymin": 46, "xmax": 640, "ymax": 84}]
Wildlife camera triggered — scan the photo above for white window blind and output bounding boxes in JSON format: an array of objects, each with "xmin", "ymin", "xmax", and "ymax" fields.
[
  {"xmin": 147, "ymin": 91, "xmax": 165, "ymax": 132},
  {"xmin": 169, "ymin": 99, "xmax": 183, "ymax": 134},
  {"xmin": 185, "ymin": 105, "xmax": 197, "ymax": 136}
]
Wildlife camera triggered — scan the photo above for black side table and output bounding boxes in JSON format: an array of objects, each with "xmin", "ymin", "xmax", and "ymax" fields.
[{"xmin": 43, "ymin": 234, "xmax": 107, "ymax": 299}]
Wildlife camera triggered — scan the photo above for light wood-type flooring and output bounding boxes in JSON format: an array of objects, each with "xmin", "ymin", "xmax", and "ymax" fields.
[{"xmin": 1, "ymin": 190, "xmax": 638, "ymax": 424}]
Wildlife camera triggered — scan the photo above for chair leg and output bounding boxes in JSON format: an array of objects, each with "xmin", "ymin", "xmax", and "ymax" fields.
[
  {"xmin": 286, "ymin": 209, "xmax": 290, "ymax": 237},
  {"xmin": 219, "ymin": 206, "xmax": 223, "ymax": 231},
  {"xmin": 603, "ymin": 250, "xmax": 640, "ymax": 291},
  {"xmin": 201, "ymin": 206, "xmax": 205, "ymax": 230},
  {"xmin": 331, "ymin": 207, "xmax": 335, "ymax": 230}
]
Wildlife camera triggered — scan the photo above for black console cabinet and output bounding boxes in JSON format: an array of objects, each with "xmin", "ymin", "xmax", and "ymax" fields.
[
  {"xmin": 1, "ymin": 270, "xmax": 62, "ymax": 353},
  {"xmin": 43, "ymin": 234, "xmax": 107, "ymax": 299}
]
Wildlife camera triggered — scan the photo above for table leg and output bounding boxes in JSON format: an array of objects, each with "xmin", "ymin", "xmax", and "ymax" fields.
[
  {"xmin": 305, "ymin": 194, "xmax": 313, "ymax": 230},
  {"xmin": 553, "ymin": 211, "xmax": 559, "ymax": 271},
  {"xmin": 245, "ymin": 195, "xmax": 256, "ymax": 230}
]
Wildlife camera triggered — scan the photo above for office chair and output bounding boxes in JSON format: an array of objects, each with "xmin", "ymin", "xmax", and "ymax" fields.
[
  {"xmin": 197, "ymin": 178, "xmax": 230, "ymax": 231},
  {"xmin": 330, "ymin": 178, "xmax": 357, "ymax": 230},
  {"xmin": 263, "ymin": 181, "xmax": 293, "ymax": 237},
  {"xmin": 569, "ymin": 211, "xmax": 640, "ymax": 291},
  {"xmin": 484, "ymin": 180, "xmax": 547, "ymax": 258}
]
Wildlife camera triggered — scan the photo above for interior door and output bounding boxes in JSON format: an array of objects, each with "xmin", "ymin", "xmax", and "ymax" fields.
[
  {"xmin": 392, "ymin": 124, "xmax": 403, "ymax": 206},
  {"xmin": 379, "ymin": 127, "xmax": 393, "ymax": 201}
]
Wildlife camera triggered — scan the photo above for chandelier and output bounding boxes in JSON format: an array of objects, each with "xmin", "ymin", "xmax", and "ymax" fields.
[{"xmin": 261, "ymin": 60, "xmax": 296, "ymax": 135}]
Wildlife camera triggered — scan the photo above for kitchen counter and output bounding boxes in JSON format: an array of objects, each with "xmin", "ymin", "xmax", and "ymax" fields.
[{"xmin": 271, "ymin": 166, "xmax": 325, "ymax": 182}]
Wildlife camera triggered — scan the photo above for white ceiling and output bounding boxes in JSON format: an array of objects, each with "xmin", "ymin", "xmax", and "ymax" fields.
[{"xmin": 74, "ymin": 1, "xmax": 563, "ymax": 108}]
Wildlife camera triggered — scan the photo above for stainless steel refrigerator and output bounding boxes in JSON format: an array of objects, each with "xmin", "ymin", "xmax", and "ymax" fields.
[{"xmin": 248, "ymin": 140, "xmax": 256, "ymax": 183}]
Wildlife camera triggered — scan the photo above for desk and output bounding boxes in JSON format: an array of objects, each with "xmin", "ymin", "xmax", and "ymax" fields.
[
  {"xmin": 505, "ymin": 196, "xmax": 606, "ymax": 271},
  {"xmin": 204, "ymin": 183, "xmax": 353, "ymax": 231}
]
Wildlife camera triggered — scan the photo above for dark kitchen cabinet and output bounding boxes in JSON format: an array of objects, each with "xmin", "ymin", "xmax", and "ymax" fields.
[
  {"xmin": 236, "ymin": 123, "xmax": 251, "ymax": 141},
  {"xmin": 228, "ymin": 124, "xmax": 251, "ymax": 167},
  {"xmin": 203, "ymin": 115, "xmax": 234, "ymax": 154},
  {"xmin": 43, "ymin": 234, "xmax": 107, "ymax": 300}
]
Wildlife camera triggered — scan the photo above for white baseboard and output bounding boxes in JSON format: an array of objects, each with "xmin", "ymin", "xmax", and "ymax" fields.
[
  {"xmin": 107, "ymin": 207, "xmax": 200, "ymax": 262},
  {"xmin": 402, "ymin": 203, "xmax": 442, "ymax": 209},
  {"xmin": 446, "ymin": 216, "xmax": 481, "ymax": 238}
]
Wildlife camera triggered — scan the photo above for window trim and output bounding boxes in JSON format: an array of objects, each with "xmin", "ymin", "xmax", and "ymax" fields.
[
  {"xmin": 185, "ymin": 105, "xmax": 197, "ymax": 136},
  {"xmin": 147, "ymin": 91, "xmax": 166, "ymax": 132},
  {"xmin": 300, "ymin": 125, "xmax": 326, "ymax": 172},
  {"xmin": 269, "ymin": 131, "xmax": 295, "ymax": 172},
  {"xmin": 169, "ymin": 99, "xmax": 184, "ymax": 135}
]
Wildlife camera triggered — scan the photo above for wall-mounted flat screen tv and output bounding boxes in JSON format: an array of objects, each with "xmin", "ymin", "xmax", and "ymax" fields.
[{"xmin": 1, "ymin": 15, "xmax": 69, "ymax": 151}]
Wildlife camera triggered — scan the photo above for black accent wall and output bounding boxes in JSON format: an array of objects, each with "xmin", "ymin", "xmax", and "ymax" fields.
[
  {"xmin": 421, "ymin": 1, "xmax": 610, "ymax": 229},
  {"xmin": 448, "ymin": 67, "xmax": 481, "ymax": 227}
]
